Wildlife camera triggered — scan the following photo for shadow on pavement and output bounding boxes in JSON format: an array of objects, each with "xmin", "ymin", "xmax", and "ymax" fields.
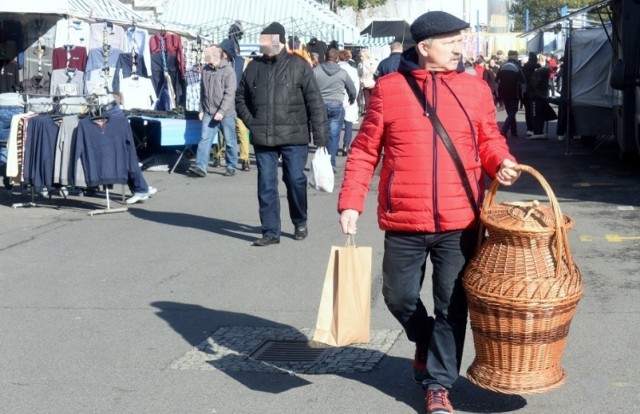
[
  {"xmin": 150, "ymin": 301, "xmax": 526, "ymax": 413},
  {"xmin": 130, "ymin": 209, "xmax": 260, "ymax": 241}
]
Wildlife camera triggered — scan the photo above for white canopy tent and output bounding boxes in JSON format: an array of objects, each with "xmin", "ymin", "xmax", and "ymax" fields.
[
  {"xmin": 2, "ymin": 0, "xmax": 148, "ymax": 25},
  {"xmin": 156, "ymin": 0, "xmax": 359, "ymax": 45}
]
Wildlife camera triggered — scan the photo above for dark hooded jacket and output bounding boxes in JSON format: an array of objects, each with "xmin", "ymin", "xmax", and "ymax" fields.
[{"xmin": 236, "ymin": 48, "xmax": 328, "ymax": 147}]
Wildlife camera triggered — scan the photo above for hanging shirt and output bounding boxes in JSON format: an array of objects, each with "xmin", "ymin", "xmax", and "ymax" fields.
[
  {"xmin": 124, "ymin": 27, "xmax": 151, "ymax": 73},
  {"xmin": 119, "ymin": 77, "xmax": 157, "ymax": 110},
  {"xmin": 112, "ymin": 53, "xmax": 149, "ymax": 93},
  {"xmin": 23, "ymin": 16, "xmax": 57, "ymax": 80},
  {"xmin": 149, "ymin": 32, "xmax": 184, "ymax": 76},
  {"xmin": 84, "ymin": 47, "xmax": 123, "ymax": 94},
  {"xmin": 54, "ymin": 18, "xmax": 90, "ymax": 49},
  {"xmin": 73, "ymin": 114, "xmax": 139, "ymax": 188},
  {"xmin": 88, "ymin": 22, "xmax": 126, "ymax": 51},
  {"xmin": 53, "ymin": 115, "xmax": 81, "ymax": 186},
  {"xmin": 183, "ymin": 39, "xmax": 208, "ymax": 74},
  {"xmin": 184, "ymin": 65, "xmax": 202, "ymax": 112},
  {"xmin": 21, "ymin": 76, "xmax": 51, "ymax": 96},
  {"xmin": 52, "ymin": 46, "xmax": 87, "ymax": 71},
  {"xmin": 50, "ymin": 68, "xmax": 85, "ymax": 96},
  {"xmin": 23, "ymin": 44, "xmax": 53, "ymax": 84},
  {"xmin": 0, "ymin": 60, "xmax": 20, "ymax": 93},
  {"xmin": 84, "ymin": 47, "xmax": 122, "ymax": 74},
  {"xmin": 22, "ymin": 115, "xmax": 60, "ymax": 189}
]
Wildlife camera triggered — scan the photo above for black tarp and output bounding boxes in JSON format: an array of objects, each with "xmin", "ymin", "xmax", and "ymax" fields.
[{"xmin": 359, "ymin": 20, "xmax": 415, "ymax": 47}]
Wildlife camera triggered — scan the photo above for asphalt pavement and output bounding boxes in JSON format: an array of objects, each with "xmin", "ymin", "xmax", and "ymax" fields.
[{"xmin": 1, "ymin": 108, "xmax": 639, "ymax": 413}]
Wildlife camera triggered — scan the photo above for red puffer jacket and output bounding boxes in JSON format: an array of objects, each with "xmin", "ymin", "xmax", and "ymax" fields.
[{"xmin": 338, "ymin": 59, "xmax": 515, "ymax": 233}]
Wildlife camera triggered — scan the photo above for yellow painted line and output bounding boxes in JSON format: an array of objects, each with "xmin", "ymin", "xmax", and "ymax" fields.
[
  {"xmin": 579, "ymin": 235, "xmax": 593, "ymax": 242},
  {"xmin": 612, "ymin": 382, "xmax": 633, "ymax": 388},
  {"xmin": 605, "ymin": 234, "xmax": 640, "ymax": 242}
]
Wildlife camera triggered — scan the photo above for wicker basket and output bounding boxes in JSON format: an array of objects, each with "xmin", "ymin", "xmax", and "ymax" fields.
[{"xmin": 463, "ymin": 165, "xmax": 583, "ymax": 394}]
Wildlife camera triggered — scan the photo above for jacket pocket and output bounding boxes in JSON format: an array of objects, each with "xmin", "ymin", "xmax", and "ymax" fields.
[{"xmin": 385, "ymin": 171, "xmax": 396, "ymax": 213}]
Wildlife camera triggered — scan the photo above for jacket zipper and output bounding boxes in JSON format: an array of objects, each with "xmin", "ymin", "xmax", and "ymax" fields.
[{"xmin": 431, "ymin": 72, "xmax": 441, "ymax": 232}]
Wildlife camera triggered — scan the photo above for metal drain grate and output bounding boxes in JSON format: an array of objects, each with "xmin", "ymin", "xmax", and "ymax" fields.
[{"xmin": 249, "ymin": 340, "xmax": 330, "ymax": 363}]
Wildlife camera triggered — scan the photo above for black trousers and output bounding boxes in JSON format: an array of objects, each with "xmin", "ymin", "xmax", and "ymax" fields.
[{"xmin": 382, "ymin": 228, "xmax": 477, "ymax": 389}]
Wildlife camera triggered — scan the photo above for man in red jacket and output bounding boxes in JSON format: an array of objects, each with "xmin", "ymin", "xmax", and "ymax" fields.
[{"xmin": 338, "ymin": 11, "xmax": 520, "ymax": 414}]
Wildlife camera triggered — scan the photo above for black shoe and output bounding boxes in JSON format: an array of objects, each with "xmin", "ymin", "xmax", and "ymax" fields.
[
  {"xmin": 341, "ymin": 146, "xmax": 348, "ymax": 157},
  {"xmin": 294, "ymin": 226, "xmax": 308, "ymax": 241},
  {"xmin": 224, "ymin": 168, "xmax": 236, "ymax": 177},
  {"xmin": 252, "ymin": 236, "xmax": 280, "ymax": 246},
  {"xmin": 210, "ymin": 157, "xmax": 221, "ymax": 168},
  {"xmin": 188, "ymin": 166, "xmax": 206, "ymax": 177},
  {"xmin": 241, "ymin": 160, "xmax": 251, "ymax": 171}
]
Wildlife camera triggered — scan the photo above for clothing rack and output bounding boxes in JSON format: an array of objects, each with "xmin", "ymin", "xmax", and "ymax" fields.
[{"xmin": 9, "ymin": 102, "xmax": 128, "ymax": 215}]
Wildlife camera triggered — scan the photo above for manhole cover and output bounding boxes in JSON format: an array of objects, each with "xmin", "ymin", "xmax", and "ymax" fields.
[{"xmin": 249, "ymin": 340, "xmax": 330, "ymax": 363}]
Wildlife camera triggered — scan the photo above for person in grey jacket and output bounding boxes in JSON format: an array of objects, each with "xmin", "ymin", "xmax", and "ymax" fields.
[
  {"xmin": 189, "ymin": 44, "xmax": 238, "ymax": 177},
  {"xmin": 313, "ymin": 48, "xmax": 357, "ymax": 168},
  {"xmin": 236, "ymin": 22, "xmax": 328, "ymax": 246}
]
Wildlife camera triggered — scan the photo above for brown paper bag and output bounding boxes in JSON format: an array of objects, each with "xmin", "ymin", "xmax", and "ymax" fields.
[{"xmin": 312, "ymin": 236, "xmax": 372, "ymax": 347}]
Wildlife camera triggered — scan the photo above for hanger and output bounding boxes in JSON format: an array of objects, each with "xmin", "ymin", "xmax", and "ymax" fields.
[{"xmin": 91, "ymin": 106, "xmax": 108, "ymax": 122}]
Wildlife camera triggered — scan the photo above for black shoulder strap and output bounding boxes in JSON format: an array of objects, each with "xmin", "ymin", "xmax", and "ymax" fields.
[{"xmin": 401, "ymin": 72, "xmax": 479, "ymax": 219}]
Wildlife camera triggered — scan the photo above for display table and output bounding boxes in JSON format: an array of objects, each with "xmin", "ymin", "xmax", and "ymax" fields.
[{"xmin": 128, "ymin": 115, "xmax": 202, "ymax": 173}]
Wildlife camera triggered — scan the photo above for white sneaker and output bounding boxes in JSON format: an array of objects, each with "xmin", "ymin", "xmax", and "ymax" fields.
[
  {"xmin": 526, "ymin": 130, "xmax": 534, "ymax": 136},
  {"xmin": 526, "ymin": 133, "xmax": 548, "ymax": 140},
  {"xmin": 148, "ymin": 186, "xmax": 157, "ymax": 195},
  {"xmin": 557, "ymin": 135, "xmax": 565, "ymax": 141},
  {"xmin": 126, "ymin": 192, "xmax": 149, "ymax": 204}
]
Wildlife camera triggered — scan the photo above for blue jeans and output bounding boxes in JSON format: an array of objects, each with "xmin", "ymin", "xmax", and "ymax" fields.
[
  {"xmin": 195, "ymin": 113, "xmax": 238, "ymax": 172},
  {"xmin": 382, "ymin": 229, "xmax": 477, "ymax": 389},
  {"xmin": 254, "ymin": 144, "xmax": 309, "ymax": 239},
  {"xmin": 324, "ymin": 102, "xmax": 344, "ymax": 167},
  {"xmin": 0, "ymin": 105, "xmax": 22, "ymax": 143}
]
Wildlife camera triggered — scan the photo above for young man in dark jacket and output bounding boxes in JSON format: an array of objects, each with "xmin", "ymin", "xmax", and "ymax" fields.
[{"xmin": 236, "ymin": 22, "xmax": 328, "ymax": 246}]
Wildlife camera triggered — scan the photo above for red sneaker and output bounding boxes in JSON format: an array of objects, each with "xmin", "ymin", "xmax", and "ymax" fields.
[
  {"xmin": 425, "ymin": 387, "xmax": 453, "ymax": 414},
  {"xmin": 413, "ymin": 348, "xmax": 428, "ymax": 383}
]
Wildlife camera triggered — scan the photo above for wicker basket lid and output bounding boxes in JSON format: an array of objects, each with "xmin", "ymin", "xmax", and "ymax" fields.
[{"xmin": 481, "ymin": 201, "xmax": 574, "ymax": 234}]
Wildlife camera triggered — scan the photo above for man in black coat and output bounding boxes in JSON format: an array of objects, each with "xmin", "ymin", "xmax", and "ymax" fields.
[
  {"xmin": 236, "ymin": 22, "xmax": 328, "ymax": 246},
  {"xmin": 496, "ymin": 50, "xmax": 526, "ymax": 138},
  {"xmin": 374, "ymin": 41, "xmax": 403, "ymax": 81}
]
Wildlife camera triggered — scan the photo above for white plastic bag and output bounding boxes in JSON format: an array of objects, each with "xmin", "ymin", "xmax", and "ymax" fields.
[{"xmin": 308, "ymin": 147, "xmax": 334, "ymax": 193}]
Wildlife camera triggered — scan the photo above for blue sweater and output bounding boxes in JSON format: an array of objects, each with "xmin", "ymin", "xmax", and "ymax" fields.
[{"xmin": 74, "ymin": 114, "xmax": 139, "ymax": 187}]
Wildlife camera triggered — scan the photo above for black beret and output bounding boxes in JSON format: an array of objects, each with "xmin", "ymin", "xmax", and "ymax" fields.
[
  {"xmin": 410, "ymin": 11, "xmax": 470, "ymax": 43},
  {"xmin": 261, "ymin": 22, "xmax": 286, "ymax": 44}
]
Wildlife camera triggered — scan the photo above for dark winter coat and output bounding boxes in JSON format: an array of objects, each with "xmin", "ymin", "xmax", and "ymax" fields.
[{"xmin": 236, "ymin": 48, "xmax": 328, "ymax": 147}]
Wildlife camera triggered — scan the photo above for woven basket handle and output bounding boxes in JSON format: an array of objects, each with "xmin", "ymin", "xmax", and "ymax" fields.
[{"xmin": 480, "ymin": 164, "xmax": 572, "ymax": 277}]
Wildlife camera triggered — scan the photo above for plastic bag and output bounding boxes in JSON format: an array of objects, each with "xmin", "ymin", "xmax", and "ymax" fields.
[{"xmin": 308, "ymin": 147, "xmax": 334, "ymax": 193}]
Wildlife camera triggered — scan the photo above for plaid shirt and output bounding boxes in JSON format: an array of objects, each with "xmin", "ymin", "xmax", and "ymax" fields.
[{"xmin": 185, "ymin": 65, "xmax": 202, "ymax": 112}]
